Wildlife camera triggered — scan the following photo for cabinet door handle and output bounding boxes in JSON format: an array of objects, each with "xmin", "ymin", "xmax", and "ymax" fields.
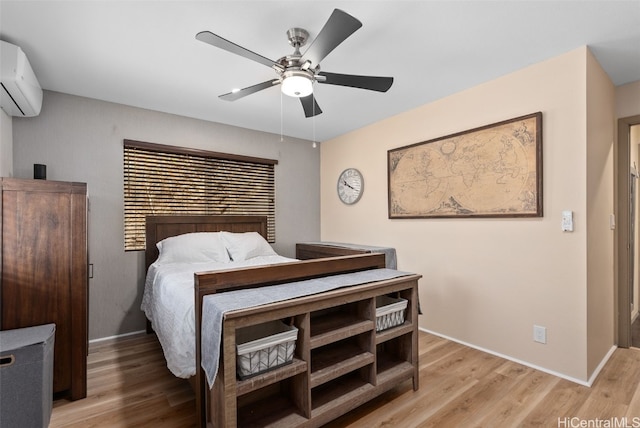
[{"xmin": 0, "ymin": 355, "xmax": 15, "ymax": 367}]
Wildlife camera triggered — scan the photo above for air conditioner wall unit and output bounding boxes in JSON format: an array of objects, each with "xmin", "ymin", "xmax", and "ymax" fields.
[{"xmin": 1, "ymin": 40, "xmax": 43, "ymax": 117}]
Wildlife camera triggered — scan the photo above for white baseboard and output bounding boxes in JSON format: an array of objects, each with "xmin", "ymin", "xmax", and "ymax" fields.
[
  {"xmin": 419, "ymin": 327, "xmax": 617, "ymax": 387},
  {"xmin": 586, "ymin": 344, "xmax": 617, "ymax": 386},
  {"xmin": 89, "ymin": 329, "xmax": 147, "ymax": 345}
]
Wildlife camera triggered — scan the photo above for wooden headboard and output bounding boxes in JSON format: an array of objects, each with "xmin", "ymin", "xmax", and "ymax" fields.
[{"xmin": 144, "ymin": 215, "xmax": 268, "ymax": 270}]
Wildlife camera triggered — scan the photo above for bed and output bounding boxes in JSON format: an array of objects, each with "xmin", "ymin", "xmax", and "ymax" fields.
[
  {"xmin": 142, "ymin": 215, "xmax": 296, "ymax": 378},
  {"xmin": 142, "ymin": 215, "xmax": 421, "ymax": 427}
]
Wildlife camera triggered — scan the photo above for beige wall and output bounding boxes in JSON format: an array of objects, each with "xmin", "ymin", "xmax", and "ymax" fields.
[
  {"xmin": 616, "ymin": 81, "xmax": 640, "ymax": 118},
  {"xmin": 585, "ymin": 49, "xmax": 615, "ymax": 376},
  {"xmin": 321, "ymin": 47, "xmax": 615, "ymax": 382}
]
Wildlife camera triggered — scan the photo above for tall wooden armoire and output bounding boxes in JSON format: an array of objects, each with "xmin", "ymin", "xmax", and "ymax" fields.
[{"xmin": 1, "ymin": 178, "xmax": 88, "ymax": 400}]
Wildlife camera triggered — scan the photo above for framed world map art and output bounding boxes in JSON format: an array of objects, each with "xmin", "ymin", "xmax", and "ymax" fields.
[{"xmin": 388, "ymin": 112, "xmax": 542, "ymax": 219}]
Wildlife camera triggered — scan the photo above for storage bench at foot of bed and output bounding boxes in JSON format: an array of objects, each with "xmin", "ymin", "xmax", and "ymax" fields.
[{"xmin": 206, "ymin": 274, "xmax": 420, "ymax": 428}]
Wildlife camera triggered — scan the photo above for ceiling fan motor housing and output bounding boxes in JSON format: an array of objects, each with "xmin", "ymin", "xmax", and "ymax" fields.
[{"xmin": 286, "ymin": 28, "xmax": 309, "ymax": 48}]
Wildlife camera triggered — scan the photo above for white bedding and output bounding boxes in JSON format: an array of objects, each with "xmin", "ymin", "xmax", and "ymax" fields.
[{"xmin": 141, "ymin": 255, "xmax": 295, "ymax": 378}]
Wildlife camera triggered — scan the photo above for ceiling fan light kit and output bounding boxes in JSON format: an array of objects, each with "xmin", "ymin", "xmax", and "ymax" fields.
[
  {"xmin": 196, "ymin": 8, "xmax": 393, "ymax": 117},
  {"xmin": 281, "ymin": 70, "xmax": 314, "ymax": 98}
]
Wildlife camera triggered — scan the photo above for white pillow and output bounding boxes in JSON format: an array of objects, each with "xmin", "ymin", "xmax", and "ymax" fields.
[
  {"xmin": 221, "ymin": 231, "xmax": 277, "ymax": 261},
  {"xmin": 156, "ymin": 232, "xmax": 230, "ymax": 264}
]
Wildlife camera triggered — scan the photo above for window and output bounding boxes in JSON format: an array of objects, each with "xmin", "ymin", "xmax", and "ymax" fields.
[{"xmin": 123, "ymin": 139, "xmax": 277, "ymax": 251}]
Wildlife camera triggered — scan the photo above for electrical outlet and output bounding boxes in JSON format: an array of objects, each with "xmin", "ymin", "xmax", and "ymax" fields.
[{"xmin": 533, "ymin": 325, "xmax": 547, "ymax": 344}]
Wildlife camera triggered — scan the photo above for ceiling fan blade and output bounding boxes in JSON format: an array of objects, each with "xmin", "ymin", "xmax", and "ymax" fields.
[
  {"xmin": 196, "ymin": 31, "xmax": 282, "ymax": 70},
  {"xmin": 219, "ymin": 80, "xmax": 280, "ymax": 101},
  {"xmin": 300, "ymin": 9, "xmax": 362, "ymax": 67},
  {"xmin": 317, "ymin": 72, "xmax": 394, "ymax": 92},
  {"xmin": 300, "ymin": 94, "xmax": 323, "ymax": 118}
]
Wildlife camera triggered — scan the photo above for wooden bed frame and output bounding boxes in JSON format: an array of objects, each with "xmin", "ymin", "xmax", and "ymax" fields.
[{"xmin": 144, "ymin": 215, "xmax": 421, "ymax": 427}]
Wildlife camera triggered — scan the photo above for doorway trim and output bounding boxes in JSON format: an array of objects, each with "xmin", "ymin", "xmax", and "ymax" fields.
[{"xmin": 617, "ymin": 115, "xmax": 640, "ymax": 348}]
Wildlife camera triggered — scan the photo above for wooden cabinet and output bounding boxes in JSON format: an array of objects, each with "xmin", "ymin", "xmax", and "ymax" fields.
[
  {"xmin": 1, "ymin": 178, "xmax": 88, "ymax": 400},
  {"xmin": 209, "ymin": 275, "xmax": 420, "ymax": 427}
]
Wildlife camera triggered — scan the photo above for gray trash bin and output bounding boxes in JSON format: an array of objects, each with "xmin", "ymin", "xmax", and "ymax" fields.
[{"xmin": 0, "ymin": 323, "xmax": 56, "ymax": 428}]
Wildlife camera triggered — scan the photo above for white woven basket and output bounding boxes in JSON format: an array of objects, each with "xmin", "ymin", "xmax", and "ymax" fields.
[
  {"xmin": 236, "ymin": 321, "xmax": 298, "ymax": 379},
  {"xmin": 375, "ymin": 295, "xmax": 408, "ymax": 332}
]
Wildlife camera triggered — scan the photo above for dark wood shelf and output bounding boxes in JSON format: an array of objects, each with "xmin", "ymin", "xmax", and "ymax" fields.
[
  {"xmin": 376, "ymin": 355, "xmax": 415, "ymax": 385},
  {"xmin": 237, "ymin": 393, "xmax": 308, "ymax": 427},
  {"xmin": 311, "ymin": 340, "xmax": 374, "ymax": 388},
  {"xmin": 310, "ymin": 313, "xmax": 373, "ymax": 349},
  {"xmin": 311, "ymin": 372, "xmax": 374, "ymax": 413},
  {"xmin": 312, "ymin": 341, "xmax": 366, "ymax": 372},
  {"xmin": 375, "ymin": 321, "xmax": 413, "ymax": 345},
  {"xmin": 236, "ymin": 358, "xmax": 307, "ymax": 397}
]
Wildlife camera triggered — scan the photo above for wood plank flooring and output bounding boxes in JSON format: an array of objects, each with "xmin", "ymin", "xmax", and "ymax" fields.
[
  {"xmin": 50, "ymin": 332, "xmax": 640, "ymax": 427},
  {"xmin": 632, "ymin": 315, "xmax": 640, "ymax": 348}
]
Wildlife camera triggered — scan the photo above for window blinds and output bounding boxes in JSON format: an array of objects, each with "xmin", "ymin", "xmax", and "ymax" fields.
[{"xmin": 123, "ymin": 140, "xmax": 276, "ymax": 250}]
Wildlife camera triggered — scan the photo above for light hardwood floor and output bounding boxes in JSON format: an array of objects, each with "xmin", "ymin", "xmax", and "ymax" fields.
[{"xmin": 50, "ymin": 332, "xmax": 640, "ymax": 427}]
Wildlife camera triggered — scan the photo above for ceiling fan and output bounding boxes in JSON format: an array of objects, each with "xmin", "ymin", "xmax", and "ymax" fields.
[{"xmin": 195, "ymin": 9, "xmax": 394, "ymax": 118}]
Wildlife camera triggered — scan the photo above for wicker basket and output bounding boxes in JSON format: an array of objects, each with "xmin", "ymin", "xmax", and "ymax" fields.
[
  {"xmin": 375, "ymin": 295, "xmax": 408, "ymax": 332},
  {"xmin": 236, "ymin": 321, "xmax": 298, "ymax": 379}
]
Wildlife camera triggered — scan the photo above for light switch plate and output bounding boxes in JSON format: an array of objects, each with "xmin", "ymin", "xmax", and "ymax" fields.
[{"xmin": 561, "ymin": 210, "xmax": 573, "ymax": 232}]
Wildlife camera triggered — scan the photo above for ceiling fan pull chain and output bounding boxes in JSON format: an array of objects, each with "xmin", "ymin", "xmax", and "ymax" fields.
[{"xmin": 312, "ymin": 86, "xmax": 317, "ymax": 148}]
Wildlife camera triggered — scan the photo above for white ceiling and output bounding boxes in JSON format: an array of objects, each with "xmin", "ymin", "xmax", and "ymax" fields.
[{"xmin": 1, "ymin": 1, "xmax": 639, "ymax": 142}]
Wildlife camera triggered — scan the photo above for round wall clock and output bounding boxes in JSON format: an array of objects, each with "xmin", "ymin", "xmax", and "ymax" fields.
[{"xmin": 337, "ymin": 168, "xmax": 364, "ymax": 205}]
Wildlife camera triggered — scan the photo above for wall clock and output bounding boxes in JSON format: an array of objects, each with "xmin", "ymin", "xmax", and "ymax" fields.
[{"xmin": 337, "ymin": 168, "xmax": 364, "ymax": 205}]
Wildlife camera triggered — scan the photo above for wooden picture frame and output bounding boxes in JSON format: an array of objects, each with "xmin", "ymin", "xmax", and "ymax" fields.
[{"xmin": 388, "ymin": 112, "xmax": 542, "ymax": 218}]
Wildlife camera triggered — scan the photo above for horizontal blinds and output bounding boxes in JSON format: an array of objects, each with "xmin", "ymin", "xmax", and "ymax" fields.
[{"xmin": 124, "ymin": 143, "xmax": 275, "ymax": 251}]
